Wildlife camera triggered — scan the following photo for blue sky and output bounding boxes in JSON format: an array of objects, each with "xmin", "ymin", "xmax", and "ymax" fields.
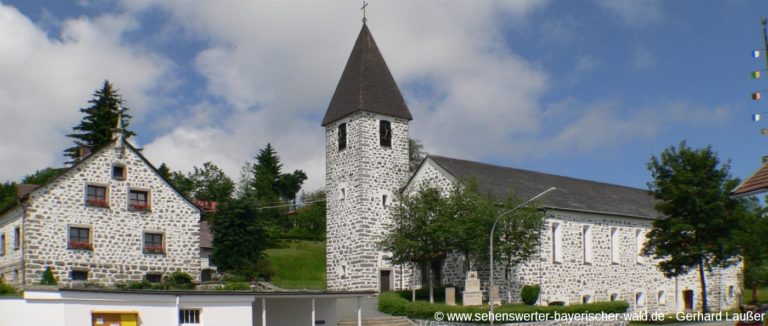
[{"xmin": 1, "ymin": 0, "xmax": 767, "ymax": 193}]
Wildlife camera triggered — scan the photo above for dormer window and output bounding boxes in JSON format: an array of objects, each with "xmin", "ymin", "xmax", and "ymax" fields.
[
  {"xmin": 379, "ymin": 120, "xmax": 391, "ymax": 147},
  {"xmin": 112, "ymin": 164, "xmax": 126, "ymax": 180},
  {"xmin": 338, "ymin": 123, "xmax": 347, "ymax": 150}
]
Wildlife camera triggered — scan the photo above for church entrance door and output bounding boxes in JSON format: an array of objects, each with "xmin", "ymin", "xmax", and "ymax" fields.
[
  {"xmin": 682, "ymin": 290, "xmax": 694, "ymax": 311},
  {"xmin": 380, "ymin": 270, "xmax": 391, "ymax": 292}
]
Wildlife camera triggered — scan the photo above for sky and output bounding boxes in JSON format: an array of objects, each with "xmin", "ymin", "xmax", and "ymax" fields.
[{"xmin": 1, "ymin": 0, "xmax": 768, "ymax": 194}]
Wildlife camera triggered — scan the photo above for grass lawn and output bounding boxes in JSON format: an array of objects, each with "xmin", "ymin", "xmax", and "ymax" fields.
[
  {"xmin": 265, "ymin": 239, "xmax": 326, "ymax": 290},
  {"xmin": 743, "ymin": 286, "xmax": 768, "ymax": 304}
]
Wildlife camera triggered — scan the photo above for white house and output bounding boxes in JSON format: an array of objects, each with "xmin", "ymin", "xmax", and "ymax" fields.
[{"xmin": 0, "ymin": 119, "xmax": 202, "ymax": 287}]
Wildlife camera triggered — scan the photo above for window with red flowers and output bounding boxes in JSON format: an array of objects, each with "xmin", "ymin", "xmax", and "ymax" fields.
[
  {"xmin": 85, "ymin": 185, "xmax": 108, "ymax": 207},
  {"xmin": 143, "ymin": 232, "xmax": 164, "ymax": 254},
  {"xmin": 129, "ymin": 190, "xmax": 150, "ymax": 211},
  {"xmin": 68, "ymin": 226, "xmax": 92, "ymax": 250}
]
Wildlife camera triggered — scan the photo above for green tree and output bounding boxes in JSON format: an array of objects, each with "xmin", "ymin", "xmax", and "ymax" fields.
[
  {"xmin": 40, "ymin": 267, "xmax": 57, "ymax": 285},
  {"xmin": 64, "ymin": 80, "xmax": 135, "ymax": 164},
  {"xmin": 247, "ymin": 144, "xmax": 307, "ymax": 229},
  {"xmin": 494, "ymin": 196, "xmax": 545, "ymax": 302},
  {"xmin": 409, "ymin": 138, "xmax": 426, "ymax": 172},
  {"xmin": 379, "ymin": 187, "xmax": 452, "ymax": 303},
  {"xmin": 188, "ymin": 162, "xmax": 235, "ymax": 203},
  {"xmin": 286, "ymin": 190, "xmax": 326, "ymax": 240},
  {"xmin": 644, "ymin": 142, "xmax": 747, "ymax": 312},
  {"xmin": 157, "ymin": 163, "xmax": 172, "ymax": 180},
  {"xmin": 169, "ymin": 171, "xmax": 194, "ymax": 198},
  {"xmin": 22, "ymin": 167, "xmax": 66, "ymax": 185},
  {"xmin": 210, "ymin": 197, "xmax": 273, "ymax": 280},
  {"xmin": 0, "ymin": 182, "xmax": 17, "ymax": 210}
]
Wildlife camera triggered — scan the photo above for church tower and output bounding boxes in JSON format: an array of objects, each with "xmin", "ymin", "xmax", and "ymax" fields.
[{"xmin": 323, "ymin": 23, "xmax": 413, "ymax": 291}]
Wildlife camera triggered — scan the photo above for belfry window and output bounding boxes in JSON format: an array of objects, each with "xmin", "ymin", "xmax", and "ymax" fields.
[
  {"xmin": 379, "ymin": 120, "xmax": 391, "ymax": 147},
  {"xmin": 338, "ymin": 123, "xmax": 347, "ymax": 150}
]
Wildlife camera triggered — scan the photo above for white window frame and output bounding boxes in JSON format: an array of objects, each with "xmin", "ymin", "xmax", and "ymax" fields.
[
  {"xmin": 552, "ymin": 222, "xmax": 563, "ymax": 263},
  {"xmin": 610, "ymin": 227, "xmax": 620, "ymax": 264},
  {"xmin": 179, "ymin": 308, "xmax": 201, "ymax": 325},
  {"xmin": 583, "ymin": 225, "xmax": 593, "ymax": 264}
]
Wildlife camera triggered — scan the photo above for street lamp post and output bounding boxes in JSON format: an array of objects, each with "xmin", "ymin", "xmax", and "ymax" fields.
[{"xmin": 489, "ymin": 187, "xmax": 556, "ymax": 325}]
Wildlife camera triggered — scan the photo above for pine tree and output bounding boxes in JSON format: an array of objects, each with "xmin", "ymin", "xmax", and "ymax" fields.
[{"xmin": 64, "ymin": 80, "xmax": 135, "ymax": 164}]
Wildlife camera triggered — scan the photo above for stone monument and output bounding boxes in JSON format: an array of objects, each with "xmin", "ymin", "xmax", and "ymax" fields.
[{"xmin": 462, "ymin": 272, "xmax": 483, "ymax": 306}]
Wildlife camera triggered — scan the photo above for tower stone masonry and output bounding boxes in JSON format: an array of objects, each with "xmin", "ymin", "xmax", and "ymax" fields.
[{"xmin": 323, "ymin": 24, "xmax": 413, "ymax": 291}]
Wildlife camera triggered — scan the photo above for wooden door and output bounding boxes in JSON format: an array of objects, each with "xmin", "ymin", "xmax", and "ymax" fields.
[
  {"xmin": 682, "ymin": 290, "xmax": 694, "ymax": 310},
  {"xmin": 380, "ymin": 270, "xmax": 391, "ymax": 292}
]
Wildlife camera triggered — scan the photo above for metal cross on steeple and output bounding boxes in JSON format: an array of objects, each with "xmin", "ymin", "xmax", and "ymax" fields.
[{"xmin": 361, "ymin": 1, "xmax": 368, "ymax": 24}]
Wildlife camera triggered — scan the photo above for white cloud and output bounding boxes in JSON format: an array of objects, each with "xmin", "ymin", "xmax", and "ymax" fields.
[
  {"xmin": 595, "ymin": 0, "xmax": 663, "ymax": 28},
  {"xmin": 0, "ymin": 4, "xmax": 170, "ymax": 182}
]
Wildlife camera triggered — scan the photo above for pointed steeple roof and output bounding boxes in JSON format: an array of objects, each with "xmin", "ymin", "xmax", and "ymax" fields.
[{"xmin": 322, "ymin": 24, "xmax": 412, "ymax": 126}]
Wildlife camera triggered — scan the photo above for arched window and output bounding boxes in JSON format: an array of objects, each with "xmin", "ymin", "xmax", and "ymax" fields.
[
  {"xmin": 583, "ymin": 225, "xmax": 593, "ymax": 263},
  {"xmin": 338, "ymin": 123, "xmax": 347, "ymax": 150},
  {"xmin": 552, "ymin": 223, "xmax": 562, "ymax": 263},
  {"xmin": 611, "ymin": 227, "xmax": 620, "ymax": 264},
  {"xmin": 635, "ymin": 292, "xmax": 645, "ymax": 306},
  {"xmin": 382, "ymin": 194, "xmax": 388, "ymax": 207},
  {"xmin": 635, "ymin": 229, "xmax": 644, "ymax": 264},
  {"xmin": 658, "ymin": 290, "xmax": 666, "ymax": 304},
  {"xmin": 379, "ymin": 120, "xmax": 392, "ymax": 147}
]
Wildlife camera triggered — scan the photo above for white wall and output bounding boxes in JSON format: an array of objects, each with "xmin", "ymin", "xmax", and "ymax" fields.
[{"xmin": 253, "ymin": 297, "xmax": 337, "ymax": 326}]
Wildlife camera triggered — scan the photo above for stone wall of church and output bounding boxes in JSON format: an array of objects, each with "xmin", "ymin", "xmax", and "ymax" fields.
[
  {"xmin": 0, "ymin": 206, "xmax": 24, "ymax": 286},
  {"xmin": 441, "ymin": 210, "xmax": 742, "ymax": 313},
  {"xmin": 17, "ymin": 142, "xmax": 201, "ymax": 287},
  {"xmin": 325, "ymin": 112, "xmax": 412, "ymax": 291}
]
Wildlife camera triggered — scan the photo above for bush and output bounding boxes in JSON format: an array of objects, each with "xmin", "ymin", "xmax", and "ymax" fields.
[
  {"xmin": 115, "ymin": 280, "xmax": 164, "ymax": 290},
  {"xmin": 395, "ymin": 287, "xmax": 447, "ymax": 302},
  {"xmin": 521, "ymin": 284, "xmax": 540, "ymax": 305},
  {"xmin": 379, "ymin": 292, "xmax": 409, "ymax": 316},
  {"xmin": 165, "ymin": 271, "xmax": 195, "ymax": 290},
  {"xmin": 0, "ymin": 279, "xmax": 16, "ymax": 295},
  {"xmin": 378, "ymin": 291, "xmax": 629, "ymax": 323},
  {"xmin": 217, "ymin": 282, "xmax": 251, "ymax": 291},
  {"xmin": 40, "ymin": 267, "xmax": 57, "ymax": 285}
]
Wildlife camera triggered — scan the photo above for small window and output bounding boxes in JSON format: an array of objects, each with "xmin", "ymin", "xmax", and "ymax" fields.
[
  {"xmin": 0, "ymin": 233, "xmax": 5, "ymax": 255},
  {"xmin": 13, "ymin": 227, "xmax": 20, "ymax": 250},
  {"xmin": 658, "ymin": 290, "xmax": 666, "ymax": 304},
  {"xmin": 583, "ymin": 225, "xmax": 593, "ymax": 264},
  {"xmin": 68, "ymin": 226, "xmax": 92, "ymax": 250},
  {"xmin": 610, "ymin": 227, "xmax": 620, "ymax": 264},
  {"xmin": 338, "ymin": 123, "xmax": 347, "ymax": 150},
  {"xmin": 179, "ymin": 309, "xmax": 201, "ymax": 325},
  {"xmin": 635, "ymin": 292, "xmax": 645, "ymax": 306},
  {"xmin": 129, "ymin": 190, "xmax": 150, "ymax": 211},
  {"xmin": 382, "ymin": 195, "xmax": 388, "ymax": 207},
  {"xmin": 144, "ymin": 232, "xmax": 164, "ymax": 254},
  {"xmin": 610, "ymin": 293, "xmax": 619, "ymax": 301},
  {"xmin": 112, "ymin": 164, "xmax": 126, "ymax": 180},
  {"xmin": 71, "ymin": 270, "xmax": 88, "ymax": 281},
  {"xmin": 340, "ymin": 188, "xmax": 346, "ymax": 200},
  {"xmin": 86, "ymin": 185, "xmax": 108, "ymax": 207},
  {"xmin": 582, "ymin": 295, "xmax": 592, "ymax": 304},
  {"xmin": 551, "ymin": 223, "xmax": 562, "ymax": 263},
  {"xmin": 145, "ymin": 273, "xmax": 163, "ymax": 283},
  {"xmin": 379, "ymin": 120, "xmax": 392, "ymax": 147},
  {"xmin": 728, "ymin": 286, "xmax": 735, "ymax": 299},
  {"xmin": 635, "ymin": 229, "xmax": 644, "ymax": 264}
]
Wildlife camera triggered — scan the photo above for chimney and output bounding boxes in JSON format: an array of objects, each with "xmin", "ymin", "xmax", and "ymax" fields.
[{"xmin": 78, "ymin": 145, "xmax": 92, "ymax": 161}]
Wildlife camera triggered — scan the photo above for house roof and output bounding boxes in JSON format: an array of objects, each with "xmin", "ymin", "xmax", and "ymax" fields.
[
  {"xmin": 200, "ymin": 220, "xmax": 213, "ymax": 249},
  {"xmin": 321, "ymin": 23, "xmax": 412, "ymax": 126},
  {"xmin": 732, "ymin": 161, "xmax": 768, "ymax": 197},
  {"xmin": 427, "ymin": 155, "xmax": 659, "ymax": 219}
]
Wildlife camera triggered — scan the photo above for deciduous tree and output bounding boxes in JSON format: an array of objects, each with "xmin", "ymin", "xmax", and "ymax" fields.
[{"xmin": 644, "ymin": 142, "xmax": 747, "ymax": 312}]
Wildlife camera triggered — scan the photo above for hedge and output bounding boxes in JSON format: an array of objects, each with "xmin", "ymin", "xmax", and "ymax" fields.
[{"xmin": 379, "ymin": 292, "xmax": 629, "ymax": 323}]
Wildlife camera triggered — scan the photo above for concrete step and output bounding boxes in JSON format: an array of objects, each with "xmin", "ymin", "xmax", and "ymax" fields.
[{"xmin": 338, "ymin": 316, "xmax": 414, "ymax": 326}]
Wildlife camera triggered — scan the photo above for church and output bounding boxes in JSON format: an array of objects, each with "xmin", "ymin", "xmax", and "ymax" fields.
[{"xmin": 322, "ymin": 23, "xmax": 742, "ymax": 313}]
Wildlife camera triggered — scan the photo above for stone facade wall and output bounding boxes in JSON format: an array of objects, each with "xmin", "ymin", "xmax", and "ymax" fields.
[
  {"xmin": 325, "ymin": 111, "xmax": 412, "ymax": 291},
  {"xmin": 15, "ymin": 141, "xmax": 201, "ymax": 287},
  {"xmin": 0, "ymin": 206, "xmax": 24, "ymax": 285},
  {"xmin": 441, "ymin": 210, "xmax": 742, "ymax": 313}
]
